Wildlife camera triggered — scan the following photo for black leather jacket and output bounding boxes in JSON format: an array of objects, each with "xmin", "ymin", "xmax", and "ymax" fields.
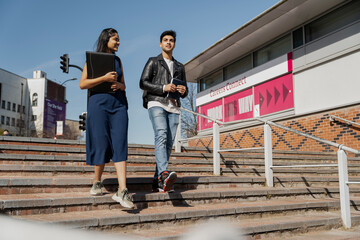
[{"xmin": 140, "ymin": 54, "xmax": 188, "ymax": 109}]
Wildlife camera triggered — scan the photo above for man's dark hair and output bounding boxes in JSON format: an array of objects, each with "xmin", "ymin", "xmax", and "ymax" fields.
[{"xmin": 160, "ymin": 30, "xmax": 176, "ymax": 43}]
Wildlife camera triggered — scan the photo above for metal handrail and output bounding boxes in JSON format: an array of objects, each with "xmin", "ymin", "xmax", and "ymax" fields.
[
  {"xmin": 347, "ymin": 181, "xmax": 360, "ymax": 184},
  {"xmin": 178, "ymin": 106, "xmax": 360, "ymax": 229},
  {"xmin": 180, "ymin": 107, "xmax": 360, "ymax": 154},
  {"xmin": 218, "ymin": 147, "xmax": 263, "ymax": 152},
  {"xmin": 179, "ymin": 107, "xmax": 263, "ymax": 154},
  {"xmin": 255, "ymin": 118, "xmax": 360, "ymax": 155},
  {"xmin": 180, "ymin": 107, "xmax": 258, "ymax": 126},
  {"xmin": 180, "ymin": 107, "xmax": 224, "ymax": 125},
  {"xmin": 179, "ymin": 107, "xmax": 360, "ymax": 154},
  {"xmin": 272, "ymin": 164, "xmax": 338, "ymax": 168},
  {"xmin": 329, "ymin": 115, "xmax": 360, "ymax": 128}
]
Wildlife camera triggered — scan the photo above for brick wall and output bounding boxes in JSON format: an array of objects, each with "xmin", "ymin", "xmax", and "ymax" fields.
[{"xmin": 188, "ymin": 104, "xmax": 360, "ymax": 153}]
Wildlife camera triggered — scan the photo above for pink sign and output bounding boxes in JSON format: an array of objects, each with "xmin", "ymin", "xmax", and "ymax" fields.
[
  {"xmin": 224, "ymin": 88, "xmax": 253, "ymax": 122},
  {"xmin": 254, "ymin": 73, "xmax": 293, "ymax": 116},
  {"xmin": 198, "ymin": 99, "xmax": 223, "ymax": 131}
]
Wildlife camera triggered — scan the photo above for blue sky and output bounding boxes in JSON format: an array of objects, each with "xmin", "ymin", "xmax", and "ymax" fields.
[{"xmin": 0, "ymin": 0, "xmax": 279, "ymax": 144}]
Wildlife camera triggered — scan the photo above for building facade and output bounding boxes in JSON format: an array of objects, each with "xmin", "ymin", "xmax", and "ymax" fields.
[
  {"xmin": 0, "ymin": 69, "xmax": 29, "ymax": 136},
  {"xmin": 0, "ymin": 69, "xmax": 79, "ymax": 138},
  {"xmin": 185, "ymin": 0, "xmax": 360, "ymax": 152},
  {"xmin": 27, "ymin": 70, "xmax": 67, "ymax": 137}
]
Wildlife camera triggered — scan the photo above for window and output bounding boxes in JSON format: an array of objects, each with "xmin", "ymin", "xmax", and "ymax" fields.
[
  {"xmin": 6, "ymin": 117, "xmax": 10, "ymax": 126},
  {"xmin": 11, "ymin": 118, "xmax": 15, "ymax": 126},
  {"xmin": 7, "ymin": 102, "xmax": 10, "ymax": 110},
  {"xmin": 200, "ymin": 70, "xmax": 223, "ymax": 91},
  {"xmin": 16, "ymin": 119, "xmax": 20, "ymax": 127},
  {"xmin": 1, "ymin": 116, "xmax": 4, "ymax": 125},
  {"xmin": 305, "ymin": 1, "xmax": 360, "ymax": 43},
  {"xmin": 1, "ymin": 100, "xmax": 5, "ymax": 109},
  {"xmin": 22, "ymin": 106, "xmax": 25, "ymax": 114},
  {"xmin": 32, "ymin": 93, "xmax": 38, "ymax": 106},
  {"xmin": 31, "ymin": 115, "xmax": 37, "ymax": 121},
  {"xmin": 253, "ymin": 34, "xmax": 291, "ymax": 67},
  {"xmin": 292, "ymin": 27, "xmax": 304, "ymax": 49},
  {"xmin": 17, "ymin": 104, "xmax": 21, "ymax": 113},
  {"xmin": 224, "ymin": 54, "xmax": 252, "ymax": 81},
  {"xmin": 12, "ymin": 103, "xmax": 16, "ymax": 112}
]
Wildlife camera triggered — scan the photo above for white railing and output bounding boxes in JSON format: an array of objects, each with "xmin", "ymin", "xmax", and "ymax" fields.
[
  {"xmin": 178, "ymin": 107, "xmax": 263, "ymax": 175},
  {"xmin": 176, "ymin": 108, "xmax": 360, "ymax": 229},
  {"xmin": 329, "ymin": 115, "xmax": 360, "ymax": 128}
]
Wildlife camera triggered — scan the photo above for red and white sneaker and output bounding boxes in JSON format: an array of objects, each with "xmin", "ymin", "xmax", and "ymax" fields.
[{"xmin": 159, "ymin": 171, "xmax": 177, "ymax": 192}]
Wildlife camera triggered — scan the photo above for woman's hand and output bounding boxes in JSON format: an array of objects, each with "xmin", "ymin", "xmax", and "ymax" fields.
[
  {"xmin": 104, "ymin": 71, "xmax": 118, "ymax": 82},
  {"xmin": 111, "ymin": 82, "xmax": 126, "ymax": 91}
]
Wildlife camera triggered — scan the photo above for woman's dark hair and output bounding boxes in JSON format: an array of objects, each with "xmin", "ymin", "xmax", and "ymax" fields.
[
  {"xmin": 95, "ymin": 28, "xmax": 118, "ymax": 52},
  {"xmin": 160, "ymin": 30, "xmax": 176, "ymax": 43}
]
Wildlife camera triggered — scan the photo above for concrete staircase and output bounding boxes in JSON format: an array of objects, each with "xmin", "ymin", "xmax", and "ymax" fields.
[{"xmin": 0, "ymin": 136, "xmax": 360, "ymax": 239}]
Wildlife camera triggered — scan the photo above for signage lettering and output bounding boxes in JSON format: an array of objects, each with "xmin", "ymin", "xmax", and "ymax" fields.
[{"xmin": 210, "ymin": 77, "xmax": 246, "ymax": 98}]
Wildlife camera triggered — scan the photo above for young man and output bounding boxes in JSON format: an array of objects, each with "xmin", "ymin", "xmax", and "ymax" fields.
[{"xmin": 140, "ymin": 30, "xmax": 188, "ymax": 192}]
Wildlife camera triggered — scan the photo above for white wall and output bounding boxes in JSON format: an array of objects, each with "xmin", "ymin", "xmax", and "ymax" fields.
[
  {"xmin": 27, "ymin": 76, "xmax": 46, "ymax": 136},
  {"xmin": 293, "ymin": 21, "xmax": 360, "ymax": 115}
]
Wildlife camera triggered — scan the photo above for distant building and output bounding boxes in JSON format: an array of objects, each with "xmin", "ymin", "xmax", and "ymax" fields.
[
  {"xmin": 0, "ymin": 69, "xmax": 28, "ymax": 136},
  {"xmin": 0, "ymin": 69, "xmax": 80, "ymax": 139},
  {"xmin": 186, "ymin": 0, "xmax": 360, "ymax": 152},
  {"xmin": 27, "ymin": 70, "xmax": 67, "ymax": 137}
]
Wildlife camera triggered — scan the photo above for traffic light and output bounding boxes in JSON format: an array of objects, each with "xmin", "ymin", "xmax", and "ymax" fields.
[
  {"xmin": 79, "ymin": 112, "xmax": 87, "ymax": 131},
  {"xmin": 60, "ymin": 54, "xmax": 69, "ymax": 73}
]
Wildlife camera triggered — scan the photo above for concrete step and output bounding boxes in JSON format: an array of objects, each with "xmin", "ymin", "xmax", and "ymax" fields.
[
  {"xmin": 115, "ymin": 212, "xmax": 360, "ymax": 240},
  {"xmin": 0, "ymin": 175, "xmax": 263, "ymax": 194},
  {"xmin": 3, "ymin": 140, "xmax": 360, "ymax": 163},
  {"xmin": 0, "ymin": 176, "xmax": 264, "ymax": 194},
  {"xmin": 2, "ymin": 164, "xmax": 360, "ymax": 177},
  {"xmin": 1, "ymin": 136, "xmax": 360, "ymax": 239},
  {"xmin": 2, "ymin": 153, "xmax": 360, "ymax": 169},
  {"xmin": 0, "ymin": 135, "xmax": 345, "ymax": 156},
  {"xmin": 262, "ymin": 225, "xmax": 360, "ymax": 240},
  {"xmin": 2, "ymin": 175, "xmax": 360, "ymax": 195},
  {"xmin": 11, "ymin": 200, "xmax": 360, "ymax": 239},
  {"xmin": 2, "ymin": 186, "xmax": 360, "ymax": 216}
]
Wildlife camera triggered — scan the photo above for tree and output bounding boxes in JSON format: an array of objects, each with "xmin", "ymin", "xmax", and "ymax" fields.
[{"xmin": 180, "ymin": 83, "xmax": 198, "ymax": 138}]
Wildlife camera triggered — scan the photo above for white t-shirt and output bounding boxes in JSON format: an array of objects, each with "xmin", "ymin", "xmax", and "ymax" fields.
[{"xmin": 147, "ymin": 58, "xmax": 180, "ymax": 114}]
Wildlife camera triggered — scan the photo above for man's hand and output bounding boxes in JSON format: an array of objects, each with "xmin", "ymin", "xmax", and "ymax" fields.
[
  {"xmin": 164, "ymin": 83, "xmax": 176, "ymax": 92},
  {"xmin": 176, "ymin": 85, "xmax": 186, "ymax": 95}
]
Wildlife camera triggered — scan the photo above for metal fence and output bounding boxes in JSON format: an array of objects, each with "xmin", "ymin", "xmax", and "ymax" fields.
[{"xmin": 175, "ymin": 109, "xmax": 360, "ymax": 229}]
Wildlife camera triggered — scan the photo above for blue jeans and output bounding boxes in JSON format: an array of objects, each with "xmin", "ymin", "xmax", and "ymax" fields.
[{"xmin": 148, "ymin": 107, "xmax": 180, "ymax": 179}]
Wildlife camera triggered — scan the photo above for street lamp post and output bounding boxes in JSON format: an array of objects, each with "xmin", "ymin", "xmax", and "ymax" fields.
[{"xmin": 60, "ymin": 77, "xmax": 77, "ymax": 86}]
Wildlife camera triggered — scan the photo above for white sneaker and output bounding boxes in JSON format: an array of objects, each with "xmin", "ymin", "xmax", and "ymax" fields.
[
  {"xmin": 112, "ymin": 188, "xmax": 134, "ymax": 209},
  {"xmin": 90, "ymin": 181, "xmax": 103, "ymax": 196}
]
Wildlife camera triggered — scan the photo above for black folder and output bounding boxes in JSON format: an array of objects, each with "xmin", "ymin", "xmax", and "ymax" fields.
[
  {"xmin": 167, "ymin": 78, "xmax": 186, "ymax": 100},
  {"xmin": 86, "ymin": 51, "xmax": 115, "ymax": 93}
]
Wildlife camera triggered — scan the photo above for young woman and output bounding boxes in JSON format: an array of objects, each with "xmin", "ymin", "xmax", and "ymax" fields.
[{"xmin": 80, "ymin": 28, "xmax": 133, "ymax": 209}]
